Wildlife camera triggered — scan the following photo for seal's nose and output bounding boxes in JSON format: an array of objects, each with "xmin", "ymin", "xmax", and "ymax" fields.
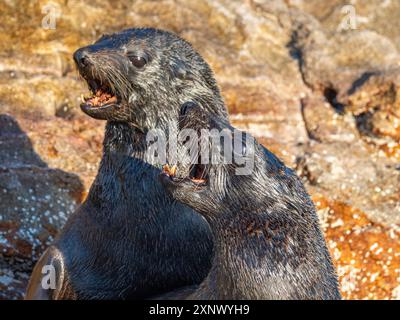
[{"xmin": 73, "ymin": 48, "xmax": 90, "ymax": 69}]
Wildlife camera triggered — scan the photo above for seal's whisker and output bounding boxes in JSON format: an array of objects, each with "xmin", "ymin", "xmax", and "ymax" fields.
[{"xmin": 98, "ymin": 60, "xmax": 133, "ymax": 101}]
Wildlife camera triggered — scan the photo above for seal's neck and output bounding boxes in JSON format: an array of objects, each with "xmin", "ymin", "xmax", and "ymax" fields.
[
  {"xmin": 103, "ymin": 121, "xmax": 148, "ymax": 159},
  {"xmin": 86, "ymin": 121, "xmax": 172, "ymax": 217},
  {"xmin": 202, "ymin": 208, "xmax": 334, "ymax": 299}
]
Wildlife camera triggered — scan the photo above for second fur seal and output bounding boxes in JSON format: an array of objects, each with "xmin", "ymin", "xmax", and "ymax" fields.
[{"xmin": 160, "ymin": 102, "xmax": 342, "ymax": 300}]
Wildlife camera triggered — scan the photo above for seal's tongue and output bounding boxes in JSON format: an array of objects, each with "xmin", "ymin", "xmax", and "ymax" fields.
[
  {"xmin": 189, "ymin": 164, "xmax": 207, "ymax": 184},
  {"xmin": 83, "ymin": 89, "xmax": 117, "ymax": 107}
]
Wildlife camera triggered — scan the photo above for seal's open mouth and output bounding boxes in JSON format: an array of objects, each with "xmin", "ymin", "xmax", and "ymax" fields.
[
  {"xmin": 80, "ymin": 79, "xmax": 120, "ymax": 109},
  {"xmin": 162, "ymin": 162, "xmax": 208, "ymax": 187}
]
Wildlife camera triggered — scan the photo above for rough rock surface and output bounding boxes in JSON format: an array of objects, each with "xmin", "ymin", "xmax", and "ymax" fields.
[
  {"xmin": 0, "ymin": 115, "xmax": 84, "ymax": 299},
  {"xmin": 0, "ymin": 0, "xmax": 399, "ymax": 299}
]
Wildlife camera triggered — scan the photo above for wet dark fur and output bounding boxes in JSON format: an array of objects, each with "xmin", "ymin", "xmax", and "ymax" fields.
[
  {"xmin": 26, "ymin": 28, "xmax": 229, "ymax": 299},
  {"xmin": 160, "ymin": 105, "xmax": 342, "ymax": 300}
]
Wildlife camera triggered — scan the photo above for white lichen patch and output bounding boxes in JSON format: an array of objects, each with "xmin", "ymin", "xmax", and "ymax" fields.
[{"xmin": 0, "ymin": 275, "xmax": 14, "ymax": 286}]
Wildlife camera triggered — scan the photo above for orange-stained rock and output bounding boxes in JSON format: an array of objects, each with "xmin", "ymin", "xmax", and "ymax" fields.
[{"xmin": 313, "ymin": 195, "xmax": 400, "ymax": 300}]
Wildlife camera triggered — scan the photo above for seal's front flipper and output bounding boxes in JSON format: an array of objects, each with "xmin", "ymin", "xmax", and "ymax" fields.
[{"xmin": 25, "ymin": 246, "xmax": 75, "ymax": 300}]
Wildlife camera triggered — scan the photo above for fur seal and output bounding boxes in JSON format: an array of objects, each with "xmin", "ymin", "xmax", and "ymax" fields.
[
  {"xmin": 26, "ymin": 28, "xmax": 229, "ymax": 299},
  {"xmin": 160, "ymin": 103, "xmax": 342, "ymax": 300}
]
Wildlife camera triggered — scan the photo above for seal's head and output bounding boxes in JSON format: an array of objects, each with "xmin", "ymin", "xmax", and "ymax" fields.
[
  {"xmin": 74, "ymin": 28, "xmax": 227, "ymax": 129},
  {"xmin": 159, "ymin": 102, "xmax": 280, "ymax": 217}
]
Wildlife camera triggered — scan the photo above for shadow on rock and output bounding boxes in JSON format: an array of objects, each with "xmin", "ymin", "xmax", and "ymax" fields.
[{"xmin": 0, "ymin": 114, "xmax": 84, "ymax": 300}]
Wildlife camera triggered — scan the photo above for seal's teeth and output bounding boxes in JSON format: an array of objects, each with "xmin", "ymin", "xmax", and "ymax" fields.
[
  {"xmin": 81, "ymin": 94, "xmax": 85, "ymax": 103},
  {"xmin": 162, "ymin": 164, "xmax": 170, "ymax": 175},
  {"xmin": 162, "ymin": 164, "xmax": 177, "ymax": 177}
]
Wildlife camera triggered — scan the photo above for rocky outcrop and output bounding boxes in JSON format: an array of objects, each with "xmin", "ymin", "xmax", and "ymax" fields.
[{"xmin": 0, "ymin": 0, "xmax": 399, "ymax": 299}]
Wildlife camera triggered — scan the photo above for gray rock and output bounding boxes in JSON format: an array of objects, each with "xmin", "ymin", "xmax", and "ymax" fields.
[{"xmin": 0, "ymin": 114, "xmax": 83, "ymax": 299}]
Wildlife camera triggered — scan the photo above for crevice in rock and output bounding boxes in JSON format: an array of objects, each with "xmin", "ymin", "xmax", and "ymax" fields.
[
  {"xmin": 348, "ymin": 71, "xmax": 377, "ymax": 95},
  {"xmin": 323, "ymin": 87, "xmax": 345, "ymax": 114},
  {"xmin": 286, "ymin": 17, "xmax": 321, "ymax": 147},
  {"xmin": 287, "ymin": 29, "xmax": 309, "ymax": 88},
  {"xmin": 300, "ymin": 98, "xmax": 321, "ymax": 142},
  {"xmin": 354, "ymin": 111, "xmax": 375, "ymax": 138}
]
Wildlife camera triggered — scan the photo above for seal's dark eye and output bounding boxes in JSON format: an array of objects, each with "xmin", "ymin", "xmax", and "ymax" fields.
[
  {"xmin": 129, "ymin": 55, "xmax": 147, "ymax": 68},
  {"xmin": 180, "ymin": 101, "xmax": 198, "ymax": 116}
]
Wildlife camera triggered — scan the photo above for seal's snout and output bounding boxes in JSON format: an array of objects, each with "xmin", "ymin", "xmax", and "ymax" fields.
[
  {"xmin": 73, "ymin": 48, "xmax": 91, "ymax": 69},
  {"xmin": 74, "ymin": 44, "xmax": 124, "ymax": 120}
]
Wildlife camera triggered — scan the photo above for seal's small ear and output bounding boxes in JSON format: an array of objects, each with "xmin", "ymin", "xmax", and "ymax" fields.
[{"xmin": 95, "ymin": 33, "xmax": 112, "ymax": 43}]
